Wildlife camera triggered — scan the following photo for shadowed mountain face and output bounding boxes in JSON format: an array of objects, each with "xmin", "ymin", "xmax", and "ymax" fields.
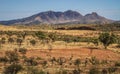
[{"xmin": 0, "ymin": 10, "xmax": 114, "ymax": 25}]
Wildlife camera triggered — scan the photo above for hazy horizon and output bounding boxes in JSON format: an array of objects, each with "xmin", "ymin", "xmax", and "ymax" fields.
[{"xmin": 0, "ymin": 0, "xmax": 120, "ymax": 21}]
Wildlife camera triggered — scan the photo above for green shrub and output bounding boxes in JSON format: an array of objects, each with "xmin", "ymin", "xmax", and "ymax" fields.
[
  {"xmin": 99, "ymin": 32, "xmax": 117, "ymax": 49},
  {"xmin": 30, "ymin": 39, "xmax": 36, "ymax": 46},
  {"xmin": 89, "ymin": 67, "xmax": 100, "ymax": 74},
  {"xmin": 16, "ymin": 38, "xmax": 23, "ymax": 47},
  {"xmin": 74, "ymin": 59, "xmax": 81, "ymax": 67},
  {"xmin": 115, "ymin": 62, "xmax": 120, "ymax": 67},
  {"xmin": 48, "ymin": 33, "xmax": 58, "ymax": 42},
  {"xmin": 5, "ymin": 50, "xmax": 19, "ymax": 64},
  {"xmin": 8, "ymin": 38, "xmax": 14, "ymax": 43},
  {"xmin": 1, "ymin": 37, "xmax": 6, "ymax": 44},
  {"xmin": 108, "ymin": 67, "xmax": 117, "ymax": 73},
  {"xmin": 36, "ymin": 31, "xmax": 47, "ymax": 40},
  {"xmin": 92, "ymin": 38, "xmax": 99, "ymax": 46},
  {"xmin": 19, "ymin": 48, "xmax": 27, "ymax": 55},
  {"xmin": 3, "ymin": 64, "xmax": 23, "ymax": 74},
  {"xmin": 24, "ymin": 57, "xmax": 38, "ymax": 66},
  {"xmin": 0, "ymin": 57, "xmax": 8, "ymax": 65},
  {"xmin": 73, "ymin": 68, "xmax": 82, "ymax": 74}
]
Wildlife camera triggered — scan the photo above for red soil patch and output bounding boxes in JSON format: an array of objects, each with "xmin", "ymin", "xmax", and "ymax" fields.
[{"xmin": 26, "ymin": 48, "xmax": 120, "ymax": 61}]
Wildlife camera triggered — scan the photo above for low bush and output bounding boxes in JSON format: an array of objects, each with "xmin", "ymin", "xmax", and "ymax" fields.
[
  {"xmin": 108, "ymin": 67, "xmax": 117, "ymax": 73},
  {"xmin": 3, "ymin": 64, "xmax": 23, "ymax": 74},
  {"xmin": 115, "ymin": 62, "xmax": 120, "ymax": 67},
  {"xmin": 19, "ymin": 48, "xmax": 27, "ymax": 55},
  {"xmin": 89, "ymin": 67, "xmax": 100, "ymax": 74}
]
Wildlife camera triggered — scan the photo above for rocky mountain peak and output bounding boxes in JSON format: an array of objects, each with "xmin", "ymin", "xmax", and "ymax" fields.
[
  {"xmin": 0, "ymin": 10, "xmax": 114, "ymax": 25},
  {"xmin": 91, "ymin": 12, "xmax": 98, "ymax": 16}
]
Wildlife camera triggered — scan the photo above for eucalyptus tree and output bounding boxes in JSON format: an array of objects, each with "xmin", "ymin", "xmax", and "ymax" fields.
[{"xmin": 99, "ymin": 32, "xmax": 117, "ymax": 49}]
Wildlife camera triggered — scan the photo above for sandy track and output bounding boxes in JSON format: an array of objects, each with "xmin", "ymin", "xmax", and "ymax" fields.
[{"xmin": 26, "ymin": 48, "xmax": 120, "ymax": 61}]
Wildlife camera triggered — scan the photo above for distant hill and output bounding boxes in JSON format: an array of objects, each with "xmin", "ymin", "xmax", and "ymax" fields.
[{"xmin": 0, "ymin": 10, "xmax": 114, "ymax": 25}]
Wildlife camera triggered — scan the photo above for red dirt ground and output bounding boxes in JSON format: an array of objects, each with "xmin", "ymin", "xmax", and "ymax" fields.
[{"xmin": 26, "ymin": 48, "xmax": 120, "ymax": 61}]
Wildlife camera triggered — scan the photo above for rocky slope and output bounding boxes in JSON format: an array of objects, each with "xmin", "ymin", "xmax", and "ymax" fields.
[{"xmin": 0, "ymin": 10, "xmax": 114, "ymax": 25}]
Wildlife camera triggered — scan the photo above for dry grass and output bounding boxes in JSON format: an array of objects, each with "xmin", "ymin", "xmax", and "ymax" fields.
[
  {"xmin": 43, "ymin": 30, "xmax": 101, "ymax": 37},
  {"xmin": 0, "ymin": 25, "xmax": 120, "ymax": 74}
]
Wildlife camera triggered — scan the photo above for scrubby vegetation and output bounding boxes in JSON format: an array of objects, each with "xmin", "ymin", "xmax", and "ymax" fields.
[
  {"xmin": 0, "ymin": 49, "xmax": 119, "ymax": 74},
  {"xmin": 0, "ymin": 24, "xmax": 120, "ymax": 74}
]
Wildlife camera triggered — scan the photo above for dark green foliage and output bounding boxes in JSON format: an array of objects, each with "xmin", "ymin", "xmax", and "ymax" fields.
[
  {"xmin": 30, "ymin": 39, "xmax": 36, "ymax": 46},
  {"xmin": 74, "ymin": 59, "xmax": 81, "ymax": 67},
  {"xmin": 94, "ymin": 23, "xmax": 120, "ymax": 31},
  {"xmin": 8, "ymin": 38, "xmax": 14, "ymax": 43},
  {"xmin": 99, "ymin": 32, "xmax": 117, "ymax": 49},
  {"xmin": 24, "ymin": 57, "xmax": 38, "ymax": 66},
  {"xmin": 0, "ymin": 30, "xmax": 97, "ymax": 45},
  {"xmin": 19, "ymin": 48, "xmax": 27, "ymax": 55},
  {"xmin": 6, "ymin": 31, "xmax": 13, "ymax": 36},
  {"xmin": 67, "ymin": 26, "xmax": 96, "ymax": 30},
  {"xmin": 48, "ymin": 33, "xmax": 57, "ymax": 42},
  {"xmin": 5, "ymin": 50, "xmax": 19, "ymax": 64},
  {"xmin": 53, "ymin": 23, "xmax": 120, "ymax": 31},
  {"xmin": 89, "ymin": 67, "xmax": 100, "ymax": 74},
  {"xmin": 92, "ymin": 38, "xmax": 99, "ymax": 46},
  {"xmin": 3, "ymin": 64, "xmax": 23, "ymax": 74},
  {"xmin": 36, "ymin": 31, "xmax": 47, "ymax": 40},
  {"xmin": 115, "ymin": 62, "xmax": 120, "ymax": 67},
  {"xmin": 73, "ymin": 68, "xmax": 81, "ymax": 74},
  {"xmin": 1, "ymin": 37, "xmax": 6, "ymax": 44},
  {"xmin": 0, "ymin": 57, "xmax": 8, "ymax": 65},
  {"xmin": 108, "ymin": 67, "xmax": 117, "ymax": 73},
  {"xmin": 35, "ymin": 31, "xmax": 95, "ymax": 43},
  {"xmin": 16, "ymin": 38, "xmax": 23, "ymax": 47}
]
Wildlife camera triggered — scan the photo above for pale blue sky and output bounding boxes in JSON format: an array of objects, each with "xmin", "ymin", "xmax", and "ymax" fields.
[{"xmin": 0, "ymin": 0, "xmax": 120, "ymax": 21}]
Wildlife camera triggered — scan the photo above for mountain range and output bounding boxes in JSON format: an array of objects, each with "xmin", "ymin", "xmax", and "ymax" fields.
[{"xmin": 0, "ymin": 10, "xmax": 114, "ymax": 25}]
